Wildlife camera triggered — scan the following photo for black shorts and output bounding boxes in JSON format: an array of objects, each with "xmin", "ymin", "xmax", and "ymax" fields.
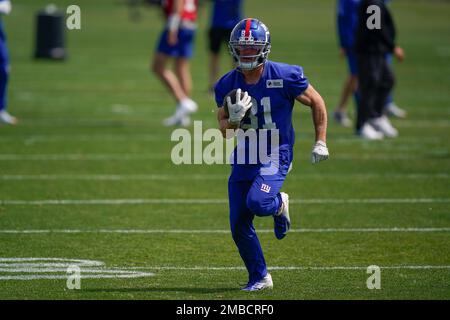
[{"xmin": 208, "ymin": 27, "xmax": 233, "ymax": 54}]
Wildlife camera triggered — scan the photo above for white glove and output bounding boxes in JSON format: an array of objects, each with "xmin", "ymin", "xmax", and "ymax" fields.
[
  {"xmin": 311, "ymin": 140, "xmax": 329, "ymax": 164},
  {"xmin": 0, "ymin": 1, "xmax": 11, "ymax": 15},
  {"xmin": 226, "ymin": 88, "xmax": 252, "ymax": 126}
]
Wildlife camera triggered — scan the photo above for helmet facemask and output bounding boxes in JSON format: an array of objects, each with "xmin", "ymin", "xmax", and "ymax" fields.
[{"xmin": 229, "ymin": 42, "xmax": 271, "ymax": 70}]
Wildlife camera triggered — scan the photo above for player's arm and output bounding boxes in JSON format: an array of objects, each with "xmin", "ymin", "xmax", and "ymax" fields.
[
  {"xmin": 167, "ymin": 0, "xmax": 184, "ymax": 45},
  {"xmin": 296, "ymin": 84, "xmax": 329, "ymax": 163},
  {"xmin": 296, "ymin": 84, "xmax": 327, "ymax": 143},
  {"xmin": 217, "ymin": 107, "xmax": 239, "ymax": 139}
]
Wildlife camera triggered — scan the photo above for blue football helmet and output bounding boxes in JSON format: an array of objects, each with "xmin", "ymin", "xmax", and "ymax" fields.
[{"xmin": 228, "ymin": 18, "xmax": 271, "ymax": 70}]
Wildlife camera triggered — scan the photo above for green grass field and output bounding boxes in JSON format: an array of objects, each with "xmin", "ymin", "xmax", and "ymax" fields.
[{"xmin": 0, "ymin": 0, "xmax": 449, "ymax": 299}]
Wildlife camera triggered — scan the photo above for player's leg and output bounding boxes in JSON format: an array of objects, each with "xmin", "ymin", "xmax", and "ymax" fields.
[
  {"xmin": 228, "ymin": 179, "xmax": 270, "ymax": 288},
  {"xmin": 0, "ymin": 34, "xmax": 16, "ymax": 125},
  {"xmin": 175, "ymin": 58, "xmax": 192, "ymax": 97},
  {"xmin": 334, "ymin": 51, "xmax": 358, "ymax": 127},
  {"xmin": 246, "ymin": 147, "xmax": 292, "ymax": 239},
  {"xmin": 175, "ymin": 28, "xmax": 196, "ymax": 97},
  {"xmin": 152, "ymin": 28, "xmax": 193, "ymax": 126},
  {"xmin": 207, "ymin": 27, "xmax": 222, "ymax": 93},
  {"xmin": 369, "ymin": 56, "xmax": 398, "ymax": 137},
  {"xmin": 172, "ymin": 28, "xmax": 198, "ymax": 125},
  {"xmin": 356, "ymin": 54, "xmax": 383, "ymax": 139},
  {"xmin": 384, "ymin": 53, "xmax": 407, "ymax": 118},
  {"xmin": 375, "ymin": 57, "xmax": 395, "ymax": 118},
  {"xmin": 208, "ymin": 53, "xmax": 219, "ymax": 92},
  {"xmin": 246, "ymin": 177, "xmax": 283, "ymax": 217},
  {"xmin": 383, "ymin": 53, "xmax": 394, "ymax": 109},
  {"xmin": 334, "ymin": 75, "xmax": 354, "ymax": 127},
  {"xmin": 246, "ymin": 175, "xmax": 290, "ymax": 240},
  {"xmin": 151, "ymin": 52, "xmax": 187, "ymax": 103},
  {"xmin": 171, "ymin": 56, "xmax": 197, "ymax": 126}
]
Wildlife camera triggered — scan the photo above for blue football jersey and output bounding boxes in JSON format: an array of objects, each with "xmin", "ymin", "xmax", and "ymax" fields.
[
  {"xmin": 215, "ymin": 60, "xmax": 309, "ymax": 181},
  {"xmin": 211, "ymin": 0, "xmax": 243, "ymax": 29},
  {"xmin": 337, "ymin": 0, "xmax": 361, "ymax": 50}
]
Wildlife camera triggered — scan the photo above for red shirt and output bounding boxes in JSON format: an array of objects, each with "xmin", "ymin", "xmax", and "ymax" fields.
[{"xmin": 162, "ymin": 0, "xmax": 198, "ymax": 22}]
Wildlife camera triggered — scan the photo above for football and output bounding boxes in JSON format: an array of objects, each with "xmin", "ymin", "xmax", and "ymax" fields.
[{"xmin": 223, "ymin": 88, "xmax": 252, "ymax": 120}]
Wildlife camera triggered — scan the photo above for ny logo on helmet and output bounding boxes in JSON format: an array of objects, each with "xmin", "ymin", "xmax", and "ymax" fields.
[{"xmin": 239, "ymin": 30, "xmax": 254, "ymax": 42}]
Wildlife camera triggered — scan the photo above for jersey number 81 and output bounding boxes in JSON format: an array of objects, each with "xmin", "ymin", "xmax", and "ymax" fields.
[{"xmin": 241, "ymin": 97, "xmax": 276, "ymax": 130}]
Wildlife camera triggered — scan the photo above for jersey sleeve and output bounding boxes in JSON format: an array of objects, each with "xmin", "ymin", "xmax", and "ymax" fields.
[
  {"xmin": 214, "ymin": 72, "xmax": 235, "ymax": 108},
  {"xmin": 285, "ymin": 65, "xmax": 309, "ymax": 100},
  {"xmin": 214, "ymin": 80, "xmax": 227, "ymax": 108}
]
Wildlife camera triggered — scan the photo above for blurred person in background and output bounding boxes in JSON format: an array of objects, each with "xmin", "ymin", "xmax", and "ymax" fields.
[
  {"xmin": 354, "ymin": 0, "xmax": 404, "ymax": 140},
  {"xmin": 382, "ymin": 0, "xmax": 406, "ymax": 118},
  {"xmin": 151, "ymin": 0, "xmax": 198, "ymax": 127},
  {"xmin": 334, "ymin": 0, "xmax": 360, "ymax": 128},
  {"xmin": 207, "ymin": 0, "xmax": 243, "ymax": 94},
  {"xmin": 0, "ymin": 0, "xmax": 16, "ymax": 125},
  {"xmin": 334, "ymin": 0, "xmax": 406, "ymax": 129}
]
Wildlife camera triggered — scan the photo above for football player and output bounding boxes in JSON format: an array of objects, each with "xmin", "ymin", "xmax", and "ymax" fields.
[
  {"xmin": 383, "ymin": 0, "xmax": 407, "ymax": 119},
  {"xmin": 215, "ymin": 19, "xmax": 329, "ymax": 291},
  {"xmin": 355, "ymin": 0, "xmax": 404, "ymax": 139},
  {"xmin": 334, "ymin": 0, "xmax": 406, "ymax": 134},
  {"xmin": 0, "ymin": 0, "xmax": 16, "ymax": 125},
  {"xmin": 152, "ymin": 0, "xmax": 198, "ymax": 127},
  {"xmin": 334, "ymin": 0, "xmax": 361, "ymax": 128},
  {"xmin": 207, "ymin": 0, "xmax": 243, "ymax": 93}
]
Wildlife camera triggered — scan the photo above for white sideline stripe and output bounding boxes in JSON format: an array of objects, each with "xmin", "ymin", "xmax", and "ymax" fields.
[
  {"xmin": 1, "ymin": 198, "xmax": 449, "ymax": 206},
  {"xmin": 0, "ymin": 173, "xmax": 448, "ymax": 181},
  {"xmin": 0, "ymin": 153, "xmax": 447, "ymax": 161},
  {"xmin": 0, "ymin": 227, "xmax": 449, "ymax": 234},
  {"xmin": 121, "ymin": 265, "xmax": 450, "ymax": 271}
]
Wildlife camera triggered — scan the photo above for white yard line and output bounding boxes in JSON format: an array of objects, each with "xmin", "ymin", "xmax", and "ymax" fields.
[
  {"xmin": 0, "ymin": 257, "xmax": 103, "ymax": 266},
  {"xmin": 0, "ymin": 227, "xmax": 449, "ymax": 234},
  {"xmin": 392, "ymin": 120, "xmax": 450, "ymax": 128},
  {"xmin": 0, "ymin": 274, "xmax": 154, "ymax": 280},
  {"xmin": 0, "ymin": 173, "xmax": 448, "ymax": 181},
  {"xmin": 0, "ymin": 258, "xmax": 448, "ymax": 281},
  {"xmin": 0, "ymin": 154, "xmax": 167, "ymax": 161},
  {"xmin": 0, "ymin": 134, "xmax": 445, "ymax": 144},
  {"xmin": 0, "ymin": 198, "xmax": 449, "ymax": 206},
  {"xmin": 0, "ymin": 153, "xmax": 447, "ymax": 161},
  {"xmin": 11, "ymin": 118, "xmax": 450, "ymax": 127},
  {"xmin": 121, "ymin": 265, "xmax": 450, "ymax": 271},
  {"xmin": 0, "ymin": 134, "xmax": 167, "ymax": 143}
]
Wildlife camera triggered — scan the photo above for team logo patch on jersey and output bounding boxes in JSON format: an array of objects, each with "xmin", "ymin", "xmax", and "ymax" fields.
[
  {"xmin": 260, "ymin": 183, "xmax": 271, "ymax": 193},
  {"xmin": 266, "ymin": 79, "xmax": 283, "ymax": 88}
]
